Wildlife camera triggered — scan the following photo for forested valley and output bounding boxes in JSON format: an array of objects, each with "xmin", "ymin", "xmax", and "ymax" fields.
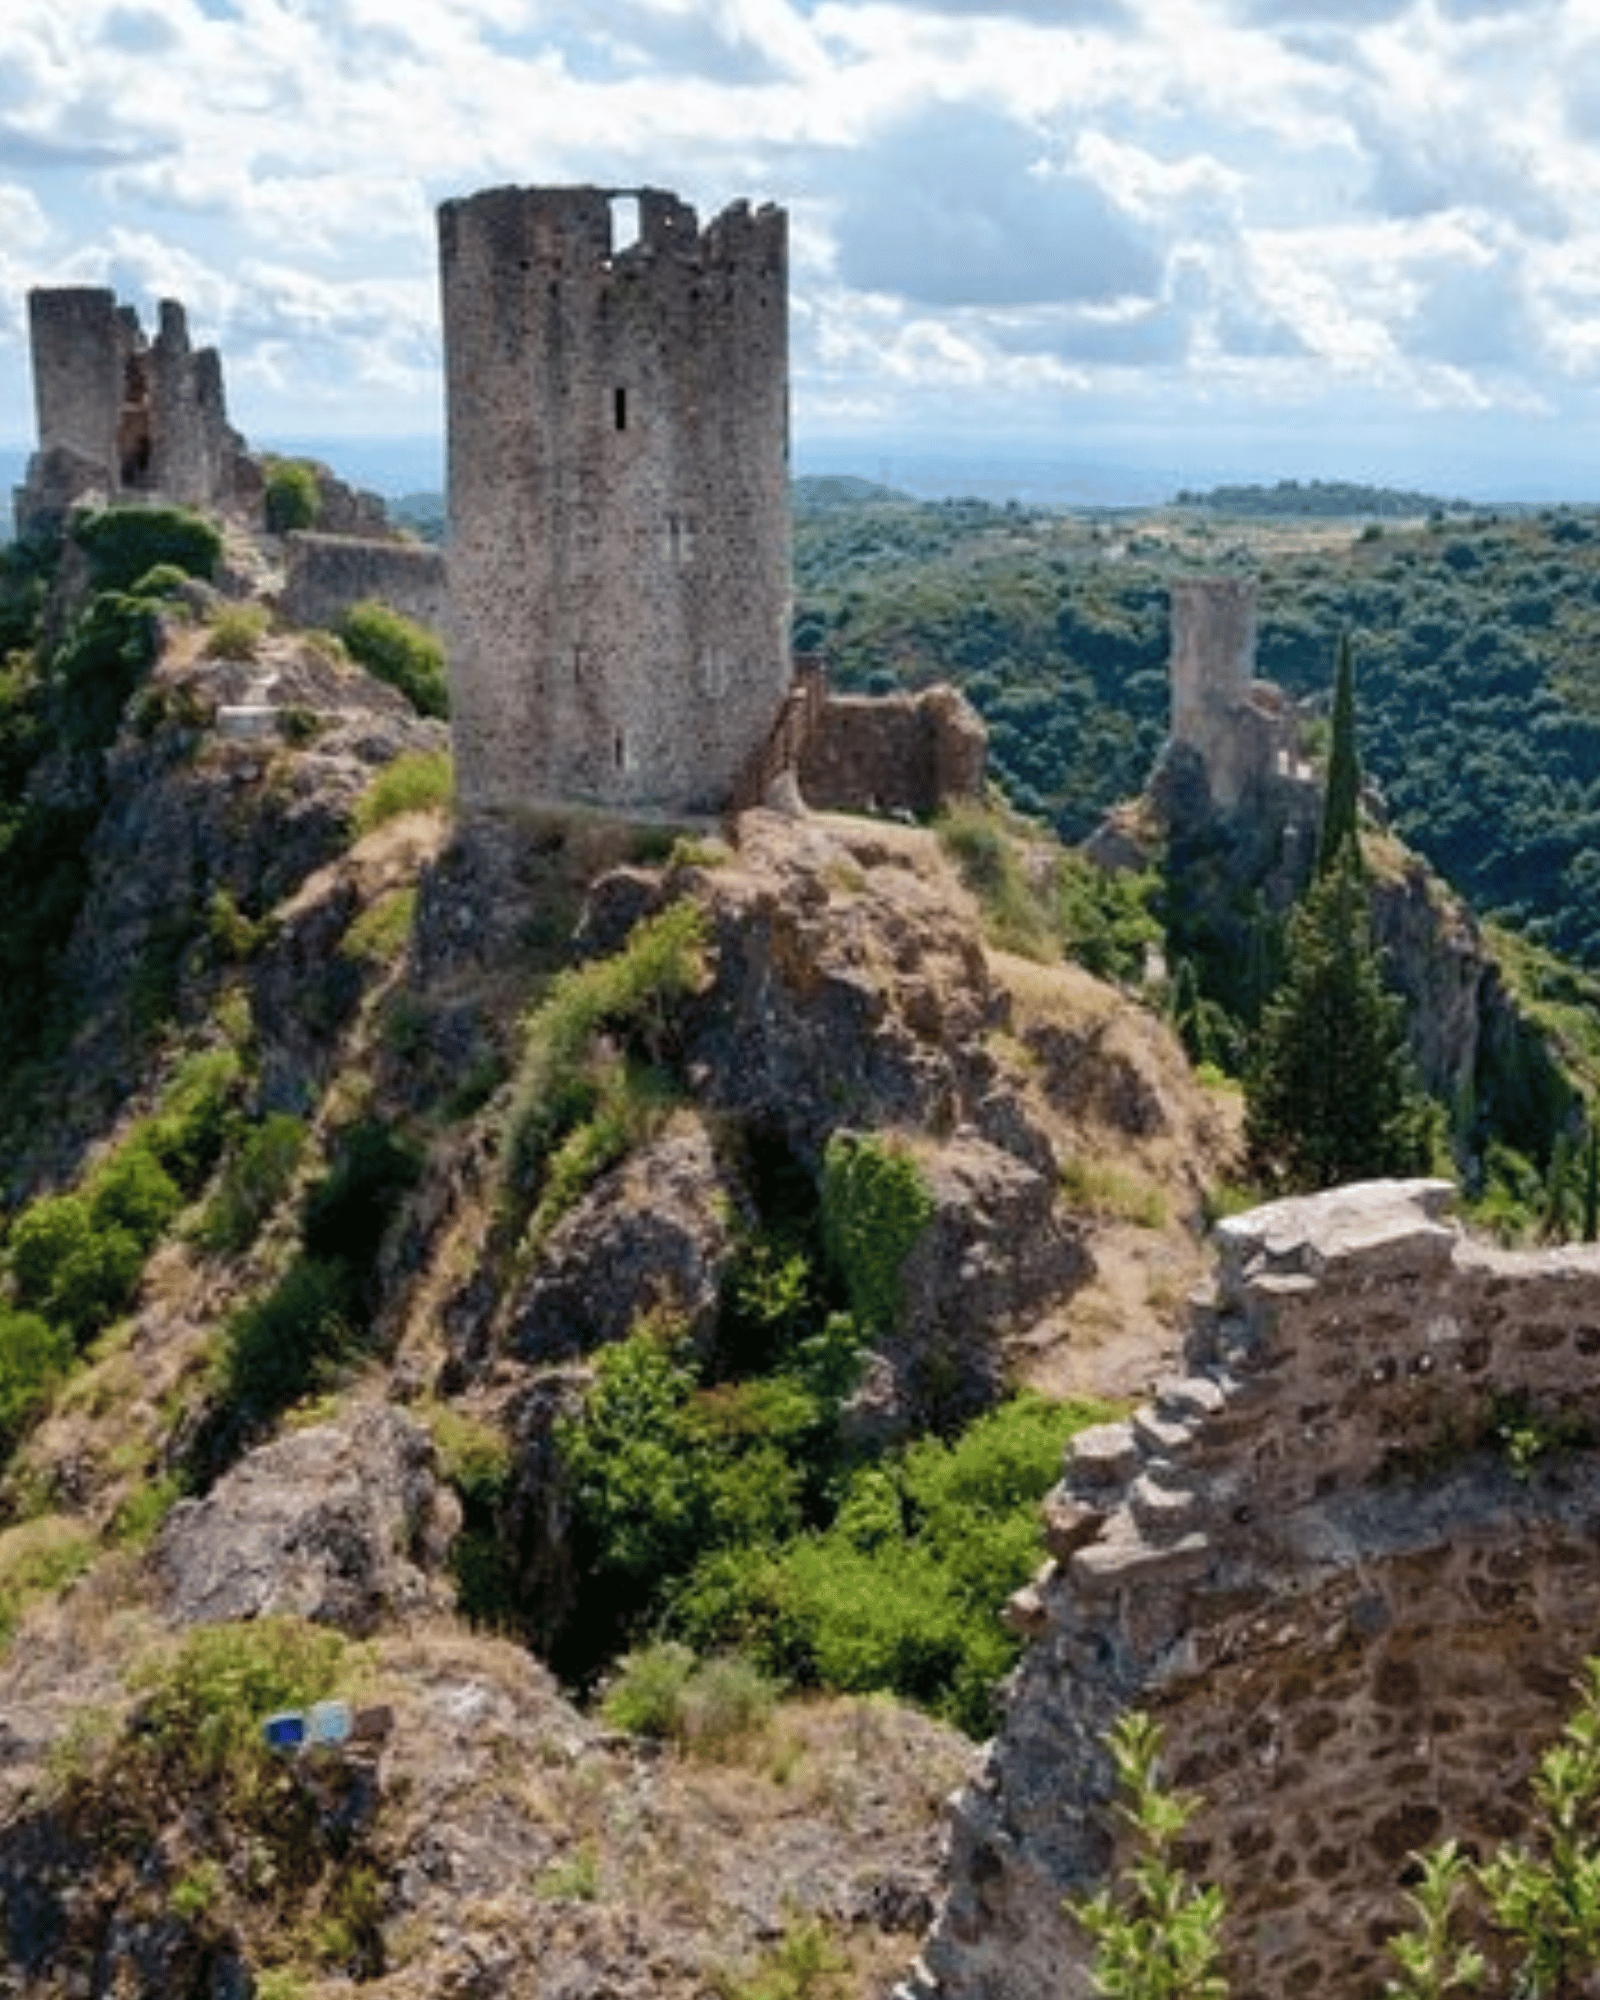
[{"xmin": 793, "ymin": 482, "xmax": 1600, "ymax": 974}]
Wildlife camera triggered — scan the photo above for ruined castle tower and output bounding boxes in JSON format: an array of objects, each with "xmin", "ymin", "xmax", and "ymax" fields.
[
  {"xmin": 437, "ymin": 185, "xmax": 791, "ymax": 817},
  {"xmin": 16, "ymin": 288, "xmax": 252, "ymax": 533},
  {"xmin": 1167, "ymin": 574, "xmax": 1298, "ymax": 810}
]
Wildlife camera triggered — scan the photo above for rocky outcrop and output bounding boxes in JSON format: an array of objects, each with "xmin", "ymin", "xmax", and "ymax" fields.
[
  {"xmin": 910, "ymin": 1181, "xmax": 1600, "ymax": 2000},
  {"xmin": 506, "ymin": 1114, "xmax": 750, "ymax": 1362},
  {"xmin": 154, "ymin": 1405, "xmax": 458, "ymax": 1634}
]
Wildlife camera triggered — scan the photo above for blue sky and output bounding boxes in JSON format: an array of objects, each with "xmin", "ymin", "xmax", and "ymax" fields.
[{"xmin": 4, "ymin": 0, "xmax": 1600, "ymax": 498}]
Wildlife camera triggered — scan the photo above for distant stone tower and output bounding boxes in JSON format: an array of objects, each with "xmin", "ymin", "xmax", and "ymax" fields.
[
  {"xmin": 438, "ymin": 185, "xmax": 791, "ymax": 817},
  {"xmin": 1167, "ymin": 574, "xmax": 1297, "ymax": 810},
  {"xmin": 16, "ymin": 288, "xmax": 252, "ymax": 533}
]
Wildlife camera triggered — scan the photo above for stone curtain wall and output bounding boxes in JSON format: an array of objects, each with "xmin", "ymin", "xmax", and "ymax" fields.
[
  {"xmin": 282, "ymin": 534, "xmax": 448, "ymax": 637},
  {"xmin": 910, "ymin": 1181, "xmax": 1600, "ymax": 2000},
  {"xmin": 439, "ymin": 184, "xmax": 791, "ymax": 818},
  {"xmin": 799, "ymin": 687, "xmax": 987, "ymax": 818}
]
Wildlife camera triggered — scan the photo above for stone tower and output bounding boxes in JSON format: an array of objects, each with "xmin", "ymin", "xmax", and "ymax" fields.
[
  {"xmin": 437, "ymin": 185, "xmax": 791, "ymax": 817},
  {"xmin": 16, "ymin": 288, "xmax": 252, "ymax": 533},
  {"xmin": 1167, "ymin": 574, "xmax": 1297, "ymax": 810}
]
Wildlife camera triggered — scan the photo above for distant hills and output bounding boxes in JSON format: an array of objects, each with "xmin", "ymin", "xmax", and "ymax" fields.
[{"xmin": 1172, "ymin": 476, "xmax": 1472, "ymax": 519}]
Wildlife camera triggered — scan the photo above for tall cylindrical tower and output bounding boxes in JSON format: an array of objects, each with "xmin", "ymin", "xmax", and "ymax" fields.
[{"xmin": 438, "ymin": 184, "xmax": 791, "ymax": 816}]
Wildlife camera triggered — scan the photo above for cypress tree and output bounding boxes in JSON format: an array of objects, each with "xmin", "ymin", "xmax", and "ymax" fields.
[
  {"xmin": 1317, "ymin": 632, "xmax": 1361, "ymax": 877},
  {"xmin": 1244, "ymin": 850, "xmax": 1431, "ymax": 1192}
]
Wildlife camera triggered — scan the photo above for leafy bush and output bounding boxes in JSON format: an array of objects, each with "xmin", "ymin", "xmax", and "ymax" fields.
[
  {"xmin": 340, "ymin": 599, "xmax": 448, "ymax": 718},
  {"xmin": 72, "ymin": 506, "xmax": 222, "ymax": 594},
  {"xmin": 937, "ymin": 802, "xmax": 1055, "ymax": 958},
  {"xmin": 601, "ymin": 1641, "xmax": 777, "ymax": 1757},
  {"xmin": 352, "ymin": 748, "xmax": 453, "ymax": 835},
  {"xmin": 819, "ymin": 1132, "xmax": 932, "ymax": 1335},
  {"xmin": 0, "ymin": 1308, "xmax": 72, "ymax": 1449},
  {"xmin": 262, "ymin": 457, "xmax": 321, "ymax": 535},
  {"xmin": 216, "ymin": 1256, "xmax": 357, "ymax": 1422},
  {"xmin": 6, "ymin": 1191, "xmax": 145, "ymax": 1345},
  {"xmin": 503, "ymin": 899, "xmax": 707, "ymax": 1208},
  {"xmin": 199, "ymin": 1113, "xmax": 307, "ymax": 1254}
]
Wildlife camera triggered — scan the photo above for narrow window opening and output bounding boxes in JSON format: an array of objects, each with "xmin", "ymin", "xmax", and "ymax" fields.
[
  {"xmin": 614, "ymin": 731, "xmax": 626, "ymax": 770},
  {"xmin": 614, "ymin": 387, "xmax": 628, "ymax": 431},
  {"xmin": 610, "ymin": 193, "xmax": 641, "ymax": 253}
]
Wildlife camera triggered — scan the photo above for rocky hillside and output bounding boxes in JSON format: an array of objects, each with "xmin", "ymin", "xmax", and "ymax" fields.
[{"xmin": 0, "ymin": 518, "xmax": 1248, "ymax": 1996}]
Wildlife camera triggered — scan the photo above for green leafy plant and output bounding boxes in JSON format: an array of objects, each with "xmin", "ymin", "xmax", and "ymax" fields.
[
  {"xmin": 340, "ymin": 599, "xmax": 448, "ymax": 718},
  {"xmin": 1070, "ymin": 1710, "xmax": 1229, "ymax": 2000},
  {"xmin": 0, "ymin": 1308, "xmax": 73, "ymax": 1450},
  {"xmin": 1383, "ymin": 1843, "xmax": 1485, "ymax": 1998}
]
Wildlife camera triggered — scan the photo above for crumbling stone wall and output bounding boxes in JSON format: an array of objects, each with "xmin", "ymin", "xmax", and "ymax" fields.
[
  {"xmin": 909, "ymin": 1180, "xmax": 1600, "ymax": 2000},
  {"xmin": 16, "ymin": 289, "xmax": 256, "ymax": 533},
  {"xmin": 438, "ymin": 184, "xmax": 791, "ymax": 817},
  {"xmin": 281, "ymin": 533, "xmax": 447, "ymax": 637},
  {"xmin": 800, "ymin": 686, "xmax": 987, "ymax": 818}
]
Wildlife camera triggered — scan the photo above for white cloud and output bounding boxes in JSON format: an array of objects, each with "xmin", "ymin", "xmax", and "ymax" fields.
[{"xmin": 0, "ymin": 0, "xmax": 1597, "ymax": 495}]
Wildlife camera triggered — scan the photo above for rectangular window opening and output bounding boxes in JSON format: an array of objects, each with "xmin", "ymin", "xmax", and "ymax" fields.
[{"xmin": 614, "ymin": 386, "xmax": 628, "ymax": 431}]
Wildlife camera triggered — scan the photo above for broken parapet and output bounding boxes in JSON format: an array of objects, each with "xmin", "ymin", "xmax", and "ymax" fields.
[{"xmin": 910, "ymin": 1180, "xmax": 1600, "ymax": 2000}]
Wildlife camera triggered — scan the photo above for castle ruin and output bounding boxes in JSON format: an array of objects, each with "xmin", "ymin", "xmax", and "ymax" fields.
[
  {"xmin": 1166, "ymin": 574, "xmax": 1301, "ymax": 811},
  {"xmin": 437, "ymin": 185, "xmax": 792, "ymax": 819},
  {"xmin": 15, "ymin": 289, "xmax": 257, "ymax": 535}
]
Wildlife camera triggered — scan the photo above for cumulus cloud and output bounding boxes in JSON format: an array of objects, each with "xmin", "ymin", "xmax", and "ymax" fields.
[{"xmin": 831, "ymin": 104, "xmax": 1163, "ymax": 307}]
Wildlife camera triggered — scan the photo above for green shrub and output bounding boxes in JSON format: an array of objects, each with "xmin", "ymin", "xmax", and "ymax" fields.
[
  {"xmin": 6, "ymin": 1192, "xmax": 145, "ymax": 1345},
  {"xmin": 200, "ymin": 1112, "xmax": 307, "ymax": 1254},
  {"xmin": 127, "ymin": 1615, "xmax": 350, "ymax": 1788},
  {"xmin": 504, "ymin": 899, "xmax": 707, "ymax": 1206},
  {"xmin": 0, "ymin": 1308, "xmax": 72, "ymax": 1448},
  {"xmin": 352, "ymin": 749, "xmax": 453, "ymax": 835},
  {"xmin": 819, "ymin": 1132, "xmax": 933, "ymax": 1335},
  {"xmin": 216, "ymin": 1256, "xmax": 358, "ymax": 1421},
  {"xmin": 936, "ymin": 802, "xmax": 1055, "ymax": 958},
  {"xmin": 600, "ymin": 1640, "xmax": 698, "ymax": 1739},
  {"xmin": 145, "ymin": 1045, "xmax": 246, "ymax": 1191},
  {"xmin": 600, "ymin": 1642, "xmax": 776, "ymax": 1757},
  {"xmin": 300, "ymin": 1118, "xmax": 422, "ymax": 1273},
  {"xmin": 87, "ymin": 1141, "xmax": 183, "ymax": 1243},
  {"xmin": 72, "ymin": 506, "xmax": 222, "ymax": 594},
  {"xmin": 340, "ymin": 599, "xmax": 448, "ymax": 718},
  {"xmin": 262, "ymin": 457, "xmax": 321, "ymax": 536}
]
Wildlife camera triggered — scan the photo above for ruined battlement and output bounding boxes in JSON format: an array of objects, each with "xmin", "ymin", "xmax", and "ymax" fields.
[
  {"xmin": 439, "ymin": 183, "xmax": 791, "ymax": 818},
  {"xmin": 16, "ymin": 287, "xmax": 256, "ymax": 534},
  {"xmin": 914, "ymin": 1180, "xmax": 1600, "ymax": 2000}
]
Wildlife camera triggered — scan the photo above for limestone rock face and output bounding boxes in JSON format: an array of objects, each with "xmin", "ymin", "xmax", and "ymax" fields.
[
  {"xmin": 155, "ymin": 1405, "xmax": 458, "ymax": 1634},
  {"xmin": 909, "ymin": 1181, "xmax": 1600, "ymax": 2000}
]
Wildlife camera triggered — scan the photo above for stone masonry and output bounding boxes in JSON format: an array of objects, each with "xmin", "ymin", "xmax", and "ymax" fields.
[
  {"xmin": 16, "ymin": 289, "xmax": 256, "ymax": 533},
  {"xmin": 280, "ymin": 531, "xmax": 447, "ymax": 638},
  {"xmin": 438, "ymin": 185, "xmax": 791, "ymax": 818},
  {"xmin": 910, "ymin": 1179, "xmax": 1600, "ymax": 1999},
  {"xmin": 1166, "ymin": 575, "xmax": 1301, "ymax": 811}
]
